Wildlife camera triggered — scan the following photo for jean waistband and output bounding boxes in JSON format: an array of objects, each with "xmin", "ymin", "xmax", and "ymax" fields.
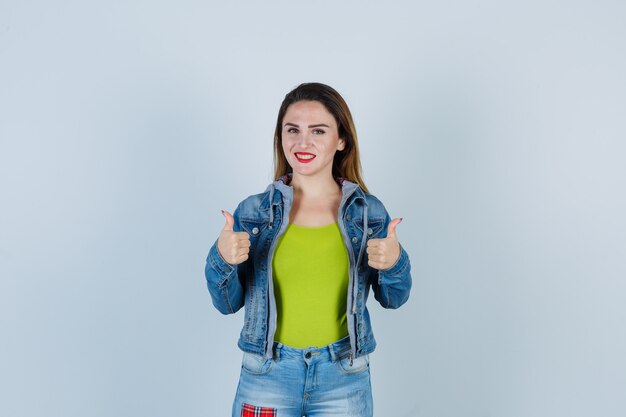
[{"xmin": 272, "ymin": 336, "xmax": 352, "ymax": 362}]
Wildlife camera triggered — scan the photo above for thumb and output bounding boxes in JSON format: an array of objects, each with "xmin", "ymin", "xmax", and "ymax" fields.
[
  {"xmin": 387, "ymin": 218, "xmax": 403, "ymax": 238},
  {"xmin": 221, "ymin": 210, "xmax": 235, "ymax": 231}
]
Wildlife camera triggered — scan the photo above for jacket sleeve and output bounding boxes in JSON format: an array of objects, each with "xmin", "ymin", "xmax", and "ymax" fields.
[
  {"xmin": 204, "ymin": 205, "xmax": 245, "ymax": 315},
  {"xmin": 371, "ymin": 212, "xmax": 412, "ymax": 309}
]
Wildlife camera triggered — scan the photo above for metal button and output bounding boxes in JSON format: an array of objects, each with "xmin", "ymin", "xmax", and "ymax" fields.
[
  {"xmin": 305, "ymin": 352, "xmax": 311, "ymax": 359},
  {"xmin": 251, "ymin": 227, "xmax": 259, "ymax": 235},
  {"xmin": 367, "ymin": 227, "xmax": 373, "ymax": 236},
  {"xmin": 352, "ymin": 236, "xmax": 358, "ymax": 244}
]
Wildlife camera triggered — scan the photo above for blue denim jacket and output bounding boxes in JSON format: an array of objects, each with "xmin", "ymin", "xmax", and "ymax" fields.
[{"xmin": 205, "ymin": 175, "xmax": 412, "ymax": 359}]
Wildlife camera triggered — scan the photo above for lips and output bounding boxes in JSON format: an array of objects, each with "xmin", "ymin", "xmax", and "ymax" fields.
[{"xmin": 294, "ymin": 152, "xmax": 316, "ymax": 164}]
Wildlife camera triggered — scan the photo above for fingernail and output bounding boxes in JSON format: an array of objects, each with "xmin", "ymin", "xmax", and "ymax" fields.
[
  {"xmin": 221, "ymin": 210, "xmax": 225, "ymax": 215},
  {"xmin": 399, "ymin": 218, "xmax": 403, "ymax": 223}
]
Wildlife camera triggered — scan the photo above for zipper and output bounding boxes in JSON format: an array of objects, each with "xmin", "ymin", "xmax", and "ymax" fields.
[
  {"xmin": 264, "ymin": 193, "xmax": 292, "ymax": 358},
  {"xmin": 264, "ymin": 204, "xmax": 280, "ymax": 358},
  {"xmin": 337, "ymin": 188, "xmax": 360, "ymax": 359},
  {"xmin": 338, "ymin": 218, "xmax": 358, "ymax": 356}
]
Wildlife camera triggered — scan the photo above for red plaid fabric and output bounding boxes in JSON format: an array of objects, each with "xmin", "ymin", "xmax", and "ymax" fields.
[{"xmin": 241, "ymin": 403, "xmax": 277, "ymax": 417}]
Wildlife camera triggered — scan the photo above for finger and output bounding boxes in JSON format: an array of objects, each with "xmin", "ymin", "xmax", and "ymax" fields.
[
  {"xmin": 238, "ymin": 239, "xmax": 251, "ymax": 248},
  {"xmin": 387, "ymin": 218, "xmax": 403, "ymax": 237},
  {"xmin": 367, "ymin": 238, "xmax": 382, "ymax": 248},
  {"xmin": 222, "ymin": 210, "xmax": 235, "ymax": 231},
  {"xmin": 367, "ymin": 251, "xmax": 382, "ymax": 261},
  {"xmin": 235, "ymin": 253, "xmax": 249, "ymax": 264},
  {"xmin": 368, "ymin": 259, "xmax": 384, "ymax": 270},
  {"xmin": 235, "ymin": 232, "xmax": 250, "ymax": 240},
  {"xmin": 366, "ymin": 246, "xmax": 381, "ymax": 256},
  {"xmin": 229, "ymin": 238, "xmax": 249, "ymax": 252}
]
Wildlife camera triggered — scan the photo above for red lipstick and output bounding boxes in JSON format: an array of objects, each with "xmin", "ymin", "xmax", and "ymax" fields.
[{"xmin": 295, "ymin": 152, "xmax": 316, "ymax": 163}]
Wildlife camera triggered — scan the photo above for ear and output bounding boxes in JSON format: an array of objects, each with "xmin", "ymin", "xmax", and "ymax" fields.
[{"xmin": 337, "ymin": 138, "xmax": 346, "ymax": 151}]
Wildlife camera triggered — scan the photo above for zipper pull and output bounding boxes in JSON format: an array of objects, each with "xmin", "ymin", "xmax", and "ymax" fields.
[{"xmin": 349, "ymin": 352, "xmax": 354, "ymax": 367}]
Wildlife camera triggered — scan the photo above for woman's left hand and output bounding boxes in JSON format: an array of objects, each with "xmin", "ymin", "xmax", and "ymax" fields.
[{"xmin": 366, "ymin": 218, "xmax": 402, "ymax": 270}]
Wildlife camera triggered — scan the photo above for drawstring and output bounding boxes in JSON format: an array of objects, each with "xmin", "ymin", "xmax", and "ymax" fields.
[
  {"xmin": 359, "ymin": 204, "xmax": 368, "ymax": 260},
  {"xmin": 269, "ymin": 175, "xmax": 290, "ymax": 229},
  {"xmin": 353, "ymin": 204, "xmax": 368, "ymax": 314},
  {"xmin": 362, "ymin": 205, "xmax": 368, "ymax": 247},
  {"xmin": 268, "ymin": 185, "xmax": 274, "ymax": 228}
]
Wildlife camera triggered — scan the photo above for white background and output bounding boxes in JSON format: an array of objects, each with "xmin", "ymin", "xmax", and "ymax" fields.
[{"xmin": 1, "ymin": 1, "xmax": 625, "ymax": 416}]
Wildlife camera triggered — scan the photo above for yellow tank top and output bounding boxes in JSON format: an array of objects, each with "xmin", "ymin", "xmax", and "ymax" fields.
[{"xmin": 272, "ymin": 222, "xmax": 349, "ymax": 348}]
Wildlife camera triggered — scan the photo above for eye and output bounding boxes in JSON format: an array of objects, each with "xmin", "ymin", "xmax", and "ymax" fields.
[
  {"xmin": 312, "ymin": 129, "xmax": 325, "ymax": 135},
  {"xmin": 286, "ymin": 127, "xmax": 299, "ymax": 134}
]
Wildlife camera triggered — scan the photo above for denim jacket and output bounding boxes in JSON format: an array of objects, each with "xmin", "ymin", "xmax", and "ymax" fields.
[{"xmin": 205, "ymin": 175, "xmax": 412, "ymax": 360}]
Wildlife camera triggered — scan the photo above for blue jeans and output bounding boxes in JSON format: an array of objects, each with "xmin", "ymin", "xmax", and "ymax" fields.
[{"xmin": 232, "ymin": 336, "xmax": 373, "ymax": 417}]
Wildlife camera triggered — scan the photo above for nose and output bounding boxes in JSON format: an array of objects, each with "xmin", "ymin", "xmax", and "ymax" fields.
[{"xmin": 298, "ymin": 131, "xmax": 313, "ymax": 148}]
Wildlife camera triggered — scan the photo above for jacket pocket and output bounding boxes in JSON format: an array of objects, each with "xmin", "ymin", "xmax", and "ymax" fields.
[
  {"xmin": 239, "ymin": 218, "xmax": 269, "ymax": 241},
  {"xmin": 353, "ymin": 218, "xmax": 385, "ymax": 240}
]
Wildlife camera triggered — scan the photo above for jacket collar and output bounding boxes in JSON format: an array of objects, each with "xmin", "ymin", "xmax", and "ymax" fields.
[
  {"xmin": 269, "ymin": 173, "xmax": 367, "ymax": 205},
  {"xmin": 260, "ymin": 173, "xmax": 367, "ymax": 229}
]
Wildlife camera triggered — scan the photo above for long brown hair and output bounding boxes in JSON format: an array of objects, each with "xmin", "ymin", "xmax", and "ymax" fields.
[{"xmin": 273, "ymin": 82, "xmax": 368, "ymax": 193}]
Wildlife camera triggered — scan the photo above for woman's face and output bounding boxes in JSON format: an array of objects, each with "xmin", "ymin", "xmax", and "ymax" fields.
[{"xmin": 281, "ymin": 100, "xmax": 345, "ymax": 181}]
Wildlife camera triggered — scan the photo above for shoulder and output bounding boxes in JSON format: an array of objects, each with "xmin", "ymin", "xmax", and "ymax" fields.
[
  {"xmin": 363, "ymin": 192, "xmax": 385, "ymax": 209},
  {"xmin": 234, "ymin": 181, "xmax": 283, "ymax": 219},
  {"xmin": 352, "ymin": 186, "xmax": 388, "ymax": 214},
  {"xmin": 238, "ymin": 191, "xmax": 268, "ymax": 209},
  {"xmin": 235, "ymin": 190, "xmax": 270, "ymax": 216},
  {"xmin": 339, "ymin": 179, "xmax": 388, "ymax": 214},
  {"xmin": 342, "ymin": 182, "xmax": 390, "ymax": 221},
  {"xmin": 364, "ymin": 192, "xmax": 391, "ymax": 221}
]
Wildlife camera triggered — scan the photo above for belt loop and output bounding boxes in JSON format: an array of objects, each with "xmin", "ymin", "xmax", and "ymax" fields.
[{"xmin": 328, "ymin": 342, "xmax": 338, "ymax": 362}]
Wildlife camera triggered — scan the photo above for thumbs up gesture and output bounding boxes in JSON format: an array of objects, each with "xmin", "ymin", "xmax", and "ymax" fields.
[
  {"xmin": 217, "ymin": 210, "xmax": 251, "ymax": 265},
  {"xmin": 366, "ymin": 218, "xmax": 402, "ymax": 270}
]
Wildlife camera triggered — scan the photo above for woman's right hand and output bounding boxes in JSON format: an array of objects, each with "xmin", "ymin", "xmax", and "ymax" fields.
[{"xmin": 217, "ymin": 210, "xmax": 251, "ymax": 265}]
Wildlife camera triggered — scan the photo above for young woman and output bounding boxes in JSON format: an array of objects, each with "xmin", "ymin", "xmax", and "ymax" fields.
[{"xmin": 205, "ymin": 83, "xmax": 412, "ymax": 417}]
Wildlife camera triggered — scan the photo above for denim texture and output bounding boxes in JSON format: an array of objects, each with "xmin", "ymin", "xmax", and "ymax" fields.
[
  {"xmin": 205, "ymin": 175, "xmax": 412, "ymax": 359},
  {"xmin": 232, "ymin": 336, "xmax": 373, "ymax": 417}
]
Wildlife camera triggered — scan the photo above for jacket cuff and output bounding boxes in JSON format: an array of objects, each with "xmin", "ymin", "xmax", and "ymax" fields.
[
  {"xmin": 381, "ymin": 244, "xmax": 410, "ymax": 277},
  {"xmin": 207, "ymin": 240, "xmax": 236, "ymax": 285}
]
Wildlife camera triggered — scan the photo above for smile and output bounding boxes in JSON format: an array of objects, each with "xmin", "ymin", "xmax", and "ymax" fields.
[{"xmin": 295, "ymin": 152, "xmax": 316, "ymax": 163}]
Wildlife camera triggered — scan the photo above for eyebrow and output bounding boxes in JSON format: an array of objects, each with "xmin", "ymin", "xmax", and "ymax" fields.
[{"xmin": 284, "ymin": 122, "xmax": 330, "ymax": 128}]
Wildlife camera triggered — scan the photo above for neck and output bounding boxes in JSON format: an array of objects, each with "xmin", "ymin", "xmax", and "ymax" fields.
[{"xmin": 290, "ymin": 173, "xmax": 341, "ymax": 198}]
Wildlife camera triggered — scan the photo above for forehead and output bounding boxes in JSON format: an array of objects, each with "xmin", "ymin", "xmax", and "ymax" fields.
[{"xmin": 283, "ymin": 101, "xmax": 336, "ymax": 125}]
